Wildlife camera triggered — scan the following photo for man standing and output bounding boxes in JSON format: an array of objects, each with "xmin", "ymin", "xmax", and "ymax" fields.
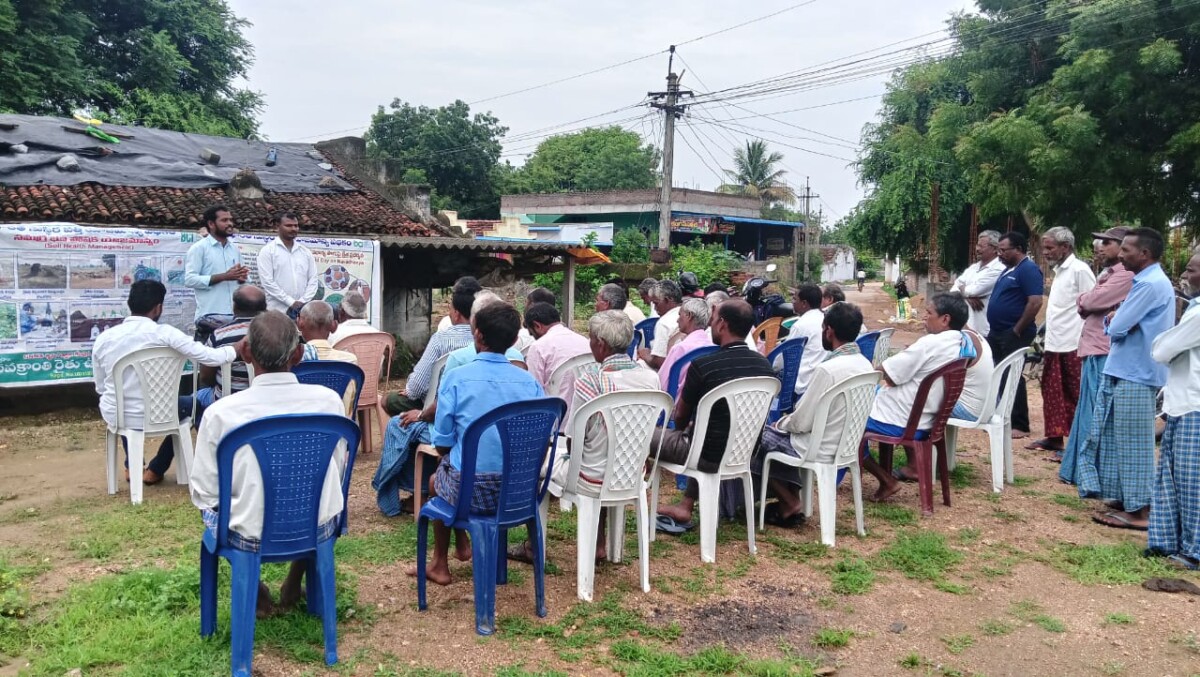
[
  {"xmin": 781, "ymin": 283, "xmax": 829, "ymax": 399},
  {"xmin": 1148, "ymin": 249, "xmax": 1200, "ymax": 570},
  {"xmin": 92, "ymin": 280, "xmax": 235, "ymax": 485},
  {"xmin": 185, "ymin": 205, "xmax": 248, "ymax": 325},
  {"xmin": 638, "ymin": 280, "xmax": 682, "ymax": 370},
  {"xmin": 329, "ymin": 292, "xmax": 379, "ymax": 345},
  {"xmin": 256, "ymin": 212, "xmax": 318, "ymax": 318},
  {"xmin": 193, "ymin": 285, "xmax": 267, "ymax": 422},
  {"xmin": 524, "ymin": 302, "xmax": 591, "ymax": 398},
  {"xmin": 952, "ymin": 230, "xmax": 1006, "ymax": 335},
  {"xmin": 658, "ymin": 298, "xmax": 715, "ymax": 392},
  {"xmin": 1078, "ymin": 228, "xmax": 1175, "ymax": 531},
  {"xmin": 190, "ymin": 311, "xmax": 348, "ymax": 615},
  {"xmin": 595, "ymin": 283, "xmax": 645, "ymax": 325},
  {"xmin": 985, "ymin": 231, "xmax": 1044, "ymax": 439},
  {"xmin": 856, "ymin": 268, "xmax": 866, "ymax": 292},
  {"xmin": 1028, "ymin": 227, "xmax": 1096, "ymax": 454},
  {"xmin": 1060, "ymin": 228, "xmax": 1134, "ymax": 481}
]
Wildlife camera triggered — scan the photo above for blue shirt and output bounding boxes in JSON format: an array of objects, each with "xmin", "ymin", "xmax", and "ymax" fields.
[
  {"xmin": 444, "ymin": 343, "xmax": 525, "ymax": 373},
  {"xmin": 432, "ymin": 352, "xmax": 545, "ymax": 474},
  {"xmin": 1104, "ymin": 262, "xmax": 1174, "ymax": 387},
  {"xmin": 406, "ymin": 324, "xmax": 474, "ymax": 400},
  {"xmin": 184, "ymin": 236, "xmax": 242, "ymax": 319},
  {"xmin": 986, "ymin": 256, "xmax": 1044, "ymax": 339}
]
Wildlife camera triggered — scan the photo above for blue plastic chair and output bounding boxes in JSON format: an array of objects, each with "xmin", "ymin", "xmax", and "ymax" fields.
[
  {"xmin": 767, "ymin": 337, "xmax": 808, "ymax": 423},
  {"xmin": 416, "ymin": 397, "xmax": 567, "ymax": 636},
  {"xmin": 633, "ymin": 318, "xmax": 658, "ymax": 355},
  {"xmin": 199, "ymin": 414, "xmax": 361, "ymax": 677},
  {"xmin": 664, "ymin": 345, "xmax": 720, "ymax": 400},
  {"xmin": 293, "ymin": 360, "xmax": 366, "ymax": 412},
  {"xmin": 856, "ymin": 331, "xmax": 880, "ymax": 364}
]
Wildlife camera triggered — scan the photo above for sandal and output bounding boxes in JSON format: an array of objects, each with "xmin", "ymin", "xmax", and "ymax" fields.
[
  {"xmin": 506, "ymin": 542, "xmax": 534, "ymax": 564},
  {"xmin": 763, "ymin": 504, "xmax": 806, "ymax": 528},
  {"xmin": 1024, "ymin": 438, "xmax": 1064, "ymax": 452},
  {"xmin": 1166, "ymin": 554, "xmax": 1200, "ymax": 571},
  {"xmin": 891, "ymin": 467, "xmax": 918, "ymax": 483},
  {"xmin": 1091, "ymin": 512, "xmax": 1148, "ymax": 531},
  {"xmin": 655, "ymin": 514, "xmax": 694, "ymax": 535}
]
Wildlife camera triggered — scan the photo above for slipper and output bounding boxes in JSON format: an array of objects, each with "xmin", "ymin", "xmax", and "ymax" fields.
[
  {"xmin": 1166, "ymin": 554, "xmax": 1200, "ymax": 571},
  {"xmin": 1011, "ymin": 430, "xmax": 1030, "ymax": 440},
  {"xmin": 1024, "ymin": 438, "xmax": 1064, "ymax": 452},
  {"xmin": 1092, "ymin": 512, "xmax": 1148, "ymax": 531},
  {"xmin": 763, "ymin": 504, "xmax": 805, "ymax": 528},
  {"xmin": 891, "ymin": 468, "xmax": 917, "ymax": 483},
  {"xmin": 655, "ymin": 514, "xmax": 694, "ymax": 534},
  {"xmin": 506, "ymin": 542, "xmax": 534, "ymax": 565}
]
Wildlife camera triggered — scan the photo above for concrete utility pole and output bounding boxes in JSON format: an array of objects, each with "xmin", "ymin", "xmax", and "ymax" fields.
[
  {"xmin": 800, "ymin": 177, "xmax": 819, "ymax": 281},
  {"xmin": 650, "ymin": 46, "xmax": 693, "ymax": 252}
]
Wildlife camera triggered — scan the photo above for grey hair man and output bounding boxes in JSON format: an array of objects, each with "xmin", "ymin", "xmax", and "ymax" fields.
[
  {"xmin": 596, "ymin": 282, "xmax": 645, "ymax": 325},
  {"xmin": 1030, "ymin": 225, "xmax": 1097, "ymax": 453},
  {"xmin": 658, "ymin": 298, "xmax": 715, "ymax": 391},
  {"xmin": 329, "ymin": 291, "xmax": 380, "ymax": 346},
  {"xmin": 638, "ymin": 280, "xmax": 683, "ymax": 369},
  {"xmin": 299, "ymin": 301, "xmax": 358, "ymax": 365},
  {"xmin": 190, "ymin": 310, "xmax": 349, "ymax": 616},
  {"xmin": 951, "ymin": 229, "xmax": 1006, "ymax": 335}
]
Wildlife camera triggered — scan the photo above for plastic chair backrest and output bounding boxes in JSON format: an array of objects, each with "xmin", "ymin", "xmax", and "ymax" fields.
[
  {"xmin": 752, "ymin": 317, "xmax": 783, "ymax": 355},
  {"xmin": 336, "ymin": 332, "xmax": 394, "ymax": 408},
  {"xmin": 547, "ymin": 353, "xmax": 594, "ymax": 400},
  {"xmin": 563, "ymin": 389, "xmax": 673, "ymax": 502},
  {"xmin": 665, "ymin": 345, "xmax": 720, "ymax": 399},
  {"xmin": 689, "ymin": 376, "xmax": 780, "ymax": 474},
  {"xmin": 872, "ymin": 328, "xmax": 895, "ymax": 367},
  {"xmin": 214, "ymin": 414, "xmax": 360, "ymax": 558},
  {"xmin": 855, "ymin": 331, "xmax": 880, "ymax": 362},
  {"xmin": 219, "ymin": 360, "xmax": 256, "ymax": 397},
  {"xmin": 767, "ymin": 337, "xmax": 807, "ymax": 412},
  {"xmin": 978, "ymin": 347, "xmax": 1029, "ymax": 424},
  {"xmin": 427, "ymin": 353, "xmax": 451, "ymax": 401},
  {"xmin": 807, "ymin": 372, "xmax": 882, "ymax": 466},
  {"xmin": 897, "ymin": 358, "xmax": 970, "ymax": 442},
  {"xmin": 112, "ymin": 346, "xmax": 188, "ymax": 433},
  {"xmin": 634, "ymin": 318, "xmax": 658, "ymax": 351},
  {"xmin": 292, "ymin": 361, "xmax": 366, "ymax": 412},
  {"xmin": 451, "ymin": 398, "xmax": 567, "ymax": 528}
]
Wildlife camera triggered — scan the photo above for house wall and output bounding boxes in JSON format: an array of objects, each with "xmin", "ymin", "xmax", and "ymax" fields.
[{"xmin": 822, "ymin": 247, "xmax": 858, "ymax": 282}]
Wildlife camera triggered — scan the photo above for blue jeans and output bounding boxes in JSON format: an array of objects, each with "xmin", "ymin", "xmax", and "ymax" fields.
[
  {"xmin": 122, "ymin": 396, "xmax": 193, "ymax": 475},
  {"xmin": 950, "ymin": 402, "xmax": 978, "ymax": 423}
]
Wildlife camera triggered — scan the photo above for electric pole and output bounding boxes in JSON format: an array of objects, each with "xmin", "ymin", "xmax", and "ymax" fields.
[
  {"xmin": 650, "ymin": 46, "xmax": 692, "ymax": 252},
  {"xmin": 800, "ymin": 177, "xmax": 819, "ymax": 281}
]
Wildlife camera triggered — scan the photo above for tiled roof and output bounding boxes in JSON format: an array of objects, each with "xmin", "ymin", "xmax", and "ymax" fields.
[
  {"xmin": 0, "ymin": 182, "xmax": 434, "ymax": 236},
  {"xmin": 465, "ymin": 220, "xmax": 499, "ymax": 236}
]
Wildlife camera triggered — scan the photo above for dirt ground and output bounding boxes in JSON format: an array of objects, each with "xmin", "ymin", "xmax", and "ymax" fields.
[{"xmin": 1, "ymin": 282, "xmax": 1198, "ymax": 676}]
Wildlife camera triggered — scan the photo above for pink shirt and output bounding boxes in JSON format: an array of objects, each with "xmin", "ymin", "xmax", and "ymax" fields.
[
  {"xmin": 658, "ymin": 328, "xmax": 716, "ymax": 391},
  {"xmin": 1076, "ymin": 262, "xmax": 1135, "ymax": 358},
  {"xmin": 525, "ymin": 323, "xmax": 592, "ymax": 395}
]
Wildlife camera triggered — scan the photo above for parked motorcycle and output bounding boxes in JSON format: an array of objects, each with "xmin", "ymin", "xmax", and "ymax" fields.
[{"xmin": 741, "ymin": 263, "xmax": 794, "ymax": 326}]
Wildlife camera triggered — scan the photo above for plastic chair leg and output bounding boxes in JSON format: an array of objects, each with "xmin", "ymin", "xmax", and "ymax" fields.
[
  {"xmin": 944, "ymin": 425, "xmax": 959, "ymax": 471},
  {"xmin": 375, "ymin": 403, "xmax": 388, "ymax": 453},
  {"xmin": 412, "ymin": 452, "xmax": 425, "ymax": 524},
  {"xmin": 740, "ymin": 473, "xmax": 757, "ymax": 556},
  {"xmin": 986, "ymin": 422, "xmax": 1005, "ymax": 493},
  {"xmin": 538, "ymin": 493, "xmax": 551, "ymax": 549},
  {"xmin": 635, "ymin": 491, "xmax": 651, "ymax": 593},
  {"xmin": 814, "ymin": 464, "xmax": 838, "ymax": 547},
  {"xmin": 757, "ymin": 456, "xmax": 773, "ymax": 532},
  {"xmin": 496, "ymin": 526, "xmax": 510, "ymax": 586},
  {"xmin": 126, "ymin": 430, "xmax": 145, "ymax": 505},
  {"xmin": 315, "ymin": 539, "xmax": 339, "ymax": 666},
  {"xmin": 227, "ymin": 551, "xmax": 262, "ymax": 677},
  {"xmin": 199, "ymin": 544, "xmax": 218, "ymax": 637},
  {"xmin": 575, "ymin": 498, "xmax": 600, "ymax": 602},
  {"xmin": 530, "ymin": 515, "xmax": 548, "ymax": 619},
  {"xmin": 802, "ymin": 467, "xmax": 815, "ymax": 520},
  {"xmin": 305, "ymin": 557, "xmax": 323, "ymax": 616},
  {"xmin": 105, "ymin": 431, "xmax": 118, "ymax": 495},
  {"xmin": 648, "ymin": 474, "xmax": 661, "ymax": 543},
  {"xmin": 416, "ymin": 515, "xmax": 430, "ymax": 611},
  {"xmin": 936, "ymin": 440, "xmax": 951, "ymax": 507},
  {"xmin": 174, "ymin": 425, "xmax": 194, "ymax": 485},
  {"xmin": 1003, "ymin": 421, "xmax": 1015, "ymax": 485},
  {"xmin": 912, "ymin": 442, "xmax": 934, "ymax": 516},
  {"xmin": 878, "ymin": 442, "xmax": 894, "ymax": 472},
  {"xmin": 850, "ymin": 463, "xmax": 866, "ymax": 538},
  {"xmin": 607, "ymin": 504, "xmax": 625, "ymax": 564},
  {"xmin": 696, "ymin": 474, "xmax": 720, "ymax": 564},
  {"xmin": 467, "ymin": 521, "xmax": 499, "ymax": 635}
]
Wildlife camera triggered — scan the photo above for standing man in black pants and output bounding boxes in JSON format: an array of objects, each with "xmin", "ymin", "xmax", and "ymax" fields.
[{"xmin": 985, "ymin": 231, "xmax": 1045, "ymax": 440}]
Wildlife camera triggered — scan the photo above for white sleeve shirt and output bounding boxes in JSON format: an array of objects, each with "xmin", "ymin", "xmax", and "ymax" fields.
[
  {"xmin": 872, "ymin": 330, "xmax": 964, "ymax": 430},
  {"xmin": 1153, "ymin": 299, "xmax": 1200, "ymax": 417},
  {"xmin": 782, "ymin": 309, "xmax": 828, "ymax": 395},
  {"xmin": 256, "ymin": 238, "xmax": 319, "ymax": 313},
  {"xmin": 1043, "ymin": 253, "xmax": 1097, "ymax": 353},
  {"xmin": 650, "ymin": 307, "xmax": 681, "ymax": 358},
  {"xmin": 954, "ymin": 258, "xmax": 1005, "ymax": 336}
]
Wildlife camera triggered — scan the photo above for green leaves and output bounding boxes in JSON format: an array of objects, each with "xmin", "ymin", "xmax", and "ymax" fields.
[{"xmin": 514, "ymin": 127, "xmax": 659, "ymax": 194}]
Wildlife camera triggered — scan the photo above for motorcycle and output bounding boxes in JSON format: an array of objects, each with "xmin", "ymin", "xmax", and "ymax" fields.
[{"xmin": 741, "ymin": 263, "xmax": 794, "ymax": 326}]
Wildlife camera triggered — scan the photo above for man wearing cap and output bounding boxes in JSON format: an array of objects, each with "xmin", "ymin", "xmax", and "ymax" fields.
[{"xmin": 1059, "ymin": 227, "xmax": 1134, "ymax": 482}]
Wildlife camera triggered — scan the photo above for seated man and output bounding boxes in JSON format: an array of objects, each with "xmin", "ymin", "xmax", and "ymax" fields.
[
  {"xmin": 658, "ymin": 298, "xmax": 715, "ymax": 392},
  {"xmin": 638, "ymin": 280, "xmax": 682, "ymax": 369},
  {"xmin": 861, "ymin": 293, "xmax": 976, "ymax": 500},
  {"xmin": 434, "ymin": 276, "xmax": 484, "ymax": 333},
  {"xmin": 515, "ymin": 287, "xmax": 556, "ymax": 354},
  {"xmin": 193, "ymin": 285, "xmax": 268, "ymax": 421},
  {"xmin": 92, "ymin": 280, "xmax": 236, "ymax": 485},
  {"xmin": 779, "ymin": 283, "xmax": 829, "ymax": 399},
  {"xmin": 298, "ymin": 300, "xmax": 359, "ymax": 414},
  {"xmin": 821, "ymin": 283, "xmax": 845, "ymax": 309},
  {"xmin": 596, "ymin": 282, "xmax": 645, "ymax": 326},
  {"xmin": 753, "ymin": 302, "xmax": 874, "ymax": 526},
  {"xmin": 656, "ymin": 300, "xmax": 778, "ymax": 523},
  {"xmin": 328, "ymin": 291, "xmax": 381, "ymax": 345},
  {"xmin": 384, "ymin": 278, "xmax": 479, "ymax": 415},
  {"xmin": 947, "ymin": 312, "xmax": 993, "ymax": 424},
  {"xmin": 524, "ymin": 302, "xmax": 591, "ymax": 397},
  {"xmin": 190, "ymin": 311, "xmax": 349, "ymax": 616},
  {"xmin": 406, "ymin": 302, "xmax": 545, "ymax": 585}
]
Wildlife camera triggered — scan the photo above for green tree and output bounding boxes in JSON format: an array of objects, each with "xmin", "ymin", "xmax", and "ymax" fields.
[
  {"xmin": 610, "ymin": 228, "xmax": 651, "ymax": 263},
  {"xmin": 510, "ymin": 127, "xmax": 659, "ymax": 194},
  {"xmin": 0, "ymin": 0, "xmax": 261, "ymax": 137},
  {"xmin": 364, "ymin": 99, "xmax": 508, "ymax": 218},
  {"xmin": 717, "ymin": 140, "xmax": 797, "ymax": 206}
]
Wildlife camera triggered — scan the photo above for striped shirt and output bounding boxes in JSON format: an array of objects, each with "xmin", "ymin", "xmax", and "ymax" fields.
[
  {"xmin": 206, "ymin": 316, "xmax": 254, "ymax": 399},
  {"xmin": 568, "ymin": 354, "xmax": 661, "ymax": 492},
  {"xmin": 407, "ymin": 323, "xmax": 474, "ymax": 401},
  {"xmin": 679, "ymin": 342, "xmax": 777, "ymax": 470}
]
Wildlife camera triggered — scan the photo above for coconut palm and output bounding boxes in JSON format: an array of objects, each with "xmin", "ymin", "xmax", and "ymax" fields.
[{"xmin": 717, "ymin": 140, "xmax": 797, "ymax": 206}]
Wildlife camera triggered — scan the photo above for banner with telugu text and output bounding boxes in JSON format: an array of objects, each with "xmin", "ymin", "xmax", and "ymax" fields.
[{"xmin": 0, "ymin": 223, "xmax": 381, "ymax": 387}]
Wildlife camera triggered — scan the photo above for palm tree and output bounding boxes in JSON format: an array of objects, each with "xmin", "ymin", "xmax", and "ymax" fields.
[{"xmin": 717, "ymin": 140, "xmax": 797, "ymax": 206}]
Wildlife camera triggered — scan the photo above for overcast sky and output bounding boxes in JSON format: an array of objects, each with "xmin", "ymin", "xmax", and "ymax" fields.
[{"xmin": 228, "ymin": 0, "xmax": 975, "ymax": 222}]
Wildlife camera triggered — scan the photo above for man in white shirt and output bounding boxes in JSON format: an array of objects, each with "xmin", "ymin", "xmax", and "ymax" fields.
[
  {"xmin": 190, "ymin": 310, "xmax": 348, "ymax": 616},
  {"xmin": 638, "ymin": 280, "xmax": 682, "ymax": 370},
  {"xmin": 1148, "ymin": 249, "xmax": 1200, "ymax": 569},
  {"xmin": 329, "ymin": 292, "xmax": 381, "ymax": 346},
  {"xmin": 91, "ymin": 280, "xmax": 236, "ymax": 485},
  {"xmin": 256, "ymin": 212, "xmax": 318, "ymax": 318},
  {"xmin": 1028, "ymin": 227, "xmax": 1096, "ymax": 454},
  {"xmin": 952, "ymin": 230, "xmax": 1006, "ymax": 335},
  {"xmin": 754, "ymin": 302, "xmax": 875, "ymax": 526},
  {"xmin": 595, "ymin": 283, "xmax": 645, "ymax": 326},
  {"xmin": 780, "ymin": 283, "xmax": 829, "ymax": 397}
]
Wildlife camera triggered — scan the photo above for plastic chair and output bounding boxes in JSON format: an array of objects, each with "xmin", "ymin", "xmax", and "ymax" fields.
[
  {"xmin": 540, "ymin": 390, "xmax": 673, "ymax": 601},
  {"xmin": 649, "ymin": 376, "xmax": 780, "ymax": 564},
  {"xmin": 199, "ymin": 414, "xmax": 360, "ymax": 677},
  {"xmin": 336, "ymin": 332, "xmax": 394, "ymax": 454},
  {"xmin": 426, "ymin": 353, "xmax": 451, "ymax": 404},
  {"xmin": 190, "ymin": 361, "xmax": 255, "ymax": 423},
  {"xmin": 751, "ymin": 317, "xmax": 783, "ymax": 356},
  {"xmin": 758, "ymin": 372, "xmax": 881, "ymax": 546},
  {"xmin": 856, "ymin": 327, "xmax": 894, "ymax": 368},
  {"xmin": 634, "ymin": 318, "xmax": 658, "ymax": 354},
  {"xmin": 865, "ymin": 358, "xmax": 969, "ymax": 516},
  {"xmin": 409, "ymin": 354, "xmax": 453, "ymax": 521},
  {"xmin": 292, "ymin": 360, "xmax": 365, "ymax": 413},
  {"xmin": 855, "ymin": 331, "xmax": 880, "ymax": 364},
  {"xmin": 664, "ymin": 345, "xmax": 720, "ymax": 400},
  {"xmin": 105, "ymin": 346, "xmax": 193, "ymax": 505},
  {"xmin": 416, "ymin": 397, "xmax": 567, "ymax": 635},
  {"xmin": 547, "ymin": 353, "xmax": 595, "ymax": 401},
  {"xmin": 944, "ymin": 348, "xmax": 1029, "ymax": 493},
  {"xmin": 766, "ymin": 337, "xmax": 808, "ymax": 423}
]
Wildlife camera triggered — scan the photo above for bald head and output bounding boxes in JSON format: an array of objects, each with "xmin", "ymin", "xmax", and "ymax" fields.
[
  {"xmin": 246, "ymin": 310, "xmax": 302, "ymax": 373},
  {"xmin": 298, "ymin": 300, "xmax": 337, "ymax": 341},
  {"xmin": 232, "ymin": 284, "xmax": 267, "ymax": 317}
]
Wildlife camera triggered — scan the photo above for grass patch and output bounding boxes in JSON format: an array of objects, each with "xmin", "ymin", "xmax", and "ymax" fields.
[
  {"xmin": 609, "ymin": 640, "xmax": 820, "ymax": 676},
  {"xmin": 898, "ymin": 652, "xmax": 924, "ymax": 669},
  {"xmin": 764, "ymin": 535, "xmax": 829, "ymax": 564},
  {"xmin": 1008, "ymin": 599, "xmax": 1065, "ymax": 634},
  {"xmin": 948, "ymin": 462, "xmax": 976, "ymax": 489},
  {"xmin": 1099, "ymin": 660, "xmax": 1125, "ymax": 676},
  {"xmin": 1051, "ymin": 493, "xmax": 1090, "ymax": 511},
  {"xmin": 336, "ymin": 524, "xmax": 421, "ymax": 566},
  {"xmin": 495, "ymin": 667, "xmax": 569, "ymax": 677},
  {"xmin": 1103, "ymin": 612, "xmax": 1133, "ymax": 626},
  {"xmin": 876, "ymin": 531, "xmax": 962, "ymax": 582},
  {"xmin": 979, "ymin": 619, "xmax": 1013, "ymax": 636},
  {"xmin": 1169, "ymin": 632, "xmax": 1198, "ymax": 654},
  {"xmin": 863, "ymin": 502, "xmax": 917, "ymax": 527},
  {"xmin": 0, "ymin": 558, "xmax": 37, "ymax": 658},
  {"xmin": 940, "ymin": 634, "xmax": 974, "ymax": 655},
  {"xmin": 990, "ymin": 509, "xmax": 1025, "ymax": 523},
  {"xmin": 933, "ymin": 580, "xmax": 971, "ymax": 595},
  {"xmin": 829, "ymin": 557, "xmax": 875, "ymax": 595},
  {"xmin": 955, "ymin": 527, "xmax": 980, "ymax": 545},
  {"xmin": 1034, "ymin": 615, "xmax": 1066, "ymax": 633},
  {"xmin": 1044, "ymin": 542, "xmax": 1174, "ymax": 585},
  {"xmin": 1010, "ymin": 475, "xmax": 1035, "ymax": 487},
  {"xmin": 500, "ymin": 589, "xmax": 679, "ymax": 663},
  {"xmin": 812, "ymin": 628, "xmax": 854, "ymax": 648},
  {"xmin": 68, "ymin": 499, "xmax": 199, "ymax": 562}
]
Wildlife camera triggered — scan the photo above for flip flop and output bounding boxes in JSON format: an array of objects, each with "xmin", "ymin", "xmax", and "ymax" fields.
[
  {"xmin": 1166, "ymin": 554, "xmax": 1200, "ymax": 571},
  {"xmin": 506, "ymin": 542, "xmax": 534, "ymax": 564},
  {"xmin": 655, "ymin": 514, "xmax": 694, "ymax": 534},
  {"xmin": 1025, "ymin": 438, "xmax": 1064, "ymax": 452},
  {"xmin": 1092, "ymin": 512, "xmax": 1148, "ymax": 531},
  {"xmin": 891, "ymin": 468, "xmax": 917, "ymax": 483},
  {"xmin": 763, "ymin": 504, "xmax": 806, "ymax": 528}
]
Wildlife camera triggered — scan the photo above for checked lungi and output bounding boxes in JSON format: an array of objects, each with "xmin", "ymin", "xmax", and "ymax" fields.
[
  {"xmin": 1149, "ymin": 412, "xmax": 1200, "ymax": 560},
  {"xmin": 1059, "ymin": 354, "xmax": 1106, "ymax": 484},
  {"xmin": 1075, "ymin": 375, "xmax": 1158, "ymax": 511},
  {"xmin": 1041, "ymin": 350, "xmax": 1081, "ymax": 439}
]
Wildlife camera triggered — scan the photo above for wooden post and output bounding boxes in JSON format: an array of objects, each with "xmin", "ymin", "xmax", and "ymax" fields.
[
  {"xmin": 968, "ymin": 204, "xmax": 979, "ymax": 263},
  {"xmin": 928, "ymin": 182, "xmax": 940, "ymax": 292},
  {"xmin": 563, "ymin": 254, "xmax": 577, "ymax": 329}
]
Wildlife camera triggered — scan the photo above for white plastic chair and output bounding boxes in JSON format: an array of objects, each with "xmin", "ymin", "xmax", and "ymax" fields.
[
  {"xmin": 540, "ymin": 390, "xmax": 673, "ymax": 601},
  {"xmin": 191, "ymin": 360, "xmax": 256, "ymax": 422},
  {"xmin": 650, "ymin": 376, "xmax": 780, "ymax": 564},
  {"xmin": 757, "ymin": 372, "xmax": 881, "ymax": 547},
  {"xmin": 105, "ymin": 346, "xmax": 193, "ymax": 505},
  {"xmin": 944, "ymin": 347, "xmax": 1029, "ymax": 493},
  {"xmin": 547, "ymin": 352, "xmax": 595, "ymax": 401},
  {"xmin": 426, "ymin": 353, "xmax": 451, "ymax": 402},
  {"xmin": 870, "ymin": 327, "xmax": 894, "ymax": 367}
]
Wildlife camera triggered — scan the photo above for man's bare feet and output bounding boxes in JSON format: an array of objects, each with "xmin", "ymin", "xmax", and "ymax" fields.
[
  {"xmin": 869, "ymin": 480, "xmax": 902, "ymax": 503},
  {"xmin": 278, "ymin": 582, "xmax": 303, "ymax": 612},
  {"xmin": 454, "ymin": 541, "xmax": 472, "ymax": 562},
  {"xmin": 255, "ymin": 582, "xmax": 276, "ymax": 619},
  {"xmin": 656, "ymin": 502, "xmax": 693, "ymax": 523},
  {"xmin": 405, "ymin": 561, "xmax": 453, "ymax": 585}
]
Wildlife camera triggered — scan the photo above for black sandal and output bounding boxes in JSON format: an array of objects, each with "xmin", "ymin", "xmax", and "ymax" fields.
[{"xmin": 763, "ymin": 504, "xmax": 806, "ymax": 528}]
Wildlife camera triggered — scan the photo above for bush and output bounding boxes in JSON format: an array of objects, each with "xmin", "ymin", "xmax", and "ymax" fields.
[
  {"xmin": 669, "ymin": 241, "xmax": 741, "ymax": 287},
  {"xmin": 611, "ymin": 228, "xmax": 651, "ymax": 264},
  {"xmin": 532, "ymin": 266, "xmax": 604, "ymax": 305}
]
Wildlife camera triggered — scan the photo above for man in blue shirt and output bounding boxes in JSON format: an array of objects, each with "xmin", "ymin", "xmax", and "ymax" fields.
[
  {"xmin": 985, "ymin": 231, "xmax": 1044, "ymax": 438},
  {"xmin": 406, "ymin": 302, "xmax": 544, "ymax": 585},
  {"xmin": 184, "ymin": 205, "xmax": 248, "ymax": 334},
  {"xmin": 1078, "ymin": 228, "xmax": 1175, "ymax": 531}
]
